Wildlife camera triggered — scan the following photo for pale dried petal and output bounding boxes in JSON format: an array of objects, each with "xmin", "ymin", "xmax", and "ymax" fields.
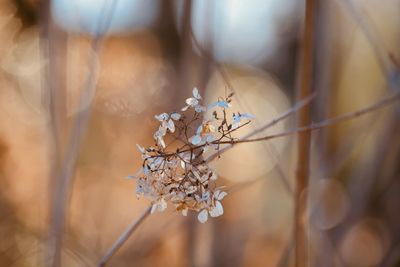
[
  {"xmin": 205, "ymin": 134, "xmax": 215, "ymax": 143},
  {"xmin": 191, "ymin": 135, "xmax": 202, "ymax": 145},
  {"xmin": 208, "ymin": 124, "xmax": 216, "ymax": 132},
  {"xmin": 155, "ymin": 113, "xmax": 169, "ymax": 121},
  {"xmin": 193, "ymin": 87, "xmax": 201, "ymax": 99},
  {"xmin": 195, "ymin": 105, "xmax": 206, "ymax": 113},
  {"xmin": 201, "ymin": 191, "xmax": 210, "ymax": 201},
  {"xmin": 232, "ymin": 121, "xmax": 240, "ymax": 130},
  {"xmin": 209, "ymin": 100, "xmax": 230, "ymax": 109},
  {"xmin": 143, "ymin": 165, "xmax": 150, "ymax": 175},
  {"xmin": 157, "ymin": 136, "xmax": 166, "ymax": 148},
  {"xmin": 196, "ymin": 125, "xmax": 203, "ymax": 135},
  {"xmin": 233, "ymin": 114, "xmax": 241, "ymax": 123},
  {"xmin": 198, "ymin": 209, "xmax": 208, "ymax": 223},
  {"xmin": 215, "ymin": 191, "xmax": 227, "ymax": 200},
  {"xmin": 158, "ymin": 199, "xmax": 167, "ymax": 211},
  {"xmin": 209, "ymin": 201, "xmax": 224, "ymax": 217},
  {"xmin": 171, "ymin": 112, "xmax": 181, "ymax": 120},
  {"xmin": 167, "ymin": 119, "xmax": 175, "ymax": 132},
  {"xmin": 182, "ymin": 208, "xmax": 188, "ymax": 216},
  {"xmin": 186, "ymin": 97, "xmax": 199, "ymax": 106}
]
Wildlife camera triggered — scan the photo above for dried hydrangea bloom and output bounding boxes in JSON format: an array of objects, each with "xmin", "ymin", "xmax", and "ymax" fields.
[{"xmin": 132, "ymin": 88, "xmax": 253, "ymax": 223}]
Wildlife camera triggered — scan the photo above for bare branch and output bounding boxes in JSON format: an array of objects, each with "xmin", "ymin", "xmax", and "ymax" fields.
[
  {"xmin": 97, "ymin": 206, "xmax": 152, "ymax": 267},
  {"xmin": 216, "ymin": 91, "xmax": 400, "ymax": 146}
]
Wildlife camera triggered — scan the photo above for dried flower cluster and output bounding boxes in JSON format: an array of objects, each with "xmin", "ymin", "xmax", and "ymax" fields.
[{"xmin": 133, "ymin": 88, "xmax": 254, "ymax": 223}]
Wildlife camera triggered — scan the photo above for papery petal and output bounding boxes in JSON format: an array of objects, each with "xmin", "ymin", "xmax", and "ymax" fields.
[
  {"xmin": 196, "ymin": 125, "xmax": 203, "ymax": 135},
  {"xmin": 191, "ymin": 135, "xmax": 202, "ymax": 145},
  {"xmin": 195, "ymin": 105, "xmax": 206, "ymax": 113},
  {"xmin": 158, "ymin": 199, "xmax": 167, "ymax": 212},
  {"xmin": 182, "ymin": 208, "xmax": 188, "ymax": 216},
  {"xmin": 209, "ymin": 101, "xmax": 231, "ymax": 109},
  {"xmin": 186, "ymin": 97, "xmax": 199, "ymax": 106},
  {"xmin": 232, "ymin": 121, "xmax": 240, "ymax": 130},
  {"xmin": 155, "ymin": 126, "xmax": 166, "ymax": 137},
  {"xmin": 233, "ymin": 114, "xmax": 241, "ymax": 123},
  {"xmin": 167, "ymin": 119, "xmax": 175, "ymax": 132},
  {"xmin": 171, "ymin": 112, "xmax": 181, "ymax": 120},
  {"xmin": 209, "ymin": 201, "xmax": 224, "ymax": 217},
  {"xmin": 216, "ymin": 101, "xmax": 230, "ymax": 108},
  {"xmin": 155, "ymin": 113, "xmax": 169, "ymax": 121},
  {"xmin": 181, "ymin": 105, "xmax": 190, "ymax": 111},
  {"xmin": 205, "ymin": 134, "xmax": 215, "ymax": 143},
  {"xmin": 198, "ymin": 209, "xmax": 208, "ymax": 223},
  {"xmin": 201, "ymin": 191, "xmax": 210, "ymax": 201},
  {"xmin": 158, "ymin": 136, "xmax": 166, "ymax": 148},
  {"xmin": 216, "ymin": 191, "xmax": 227, "ymax": 200},
  {"xmin": 193, "ymin": 87, "xmax": 201, "ymax": 99},
  {"xmin": 208, "ymin": 124, "xmax": 216, "ymax": 132}
]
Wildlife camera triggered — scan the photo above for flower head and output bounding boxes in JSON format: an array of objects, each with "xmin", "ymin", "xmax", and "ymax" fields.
[{"xmin": 132, "ymin": 88, "xmax": 254, "ymax": 223}]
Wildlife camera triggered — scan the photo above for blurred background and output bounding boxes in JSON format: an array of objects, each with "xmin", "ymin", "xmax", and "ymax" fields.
[{"xmin": 0, "ymin": 0, "xmax": 399, "ymax": 266}]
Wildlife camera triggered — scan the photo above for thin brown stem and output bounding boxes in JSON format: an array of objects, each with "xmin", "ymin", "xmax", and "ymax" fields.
[
  {"xmin": 97, "ymin": 206, "xmax": 152, "ymax": 267},
  {"xmin": 295, "ymin": 1, "xmax": 316, "ymax": 266},
  {"xmin": 216, "ymin": 91, "xmax": 400, "ymax": 146}
]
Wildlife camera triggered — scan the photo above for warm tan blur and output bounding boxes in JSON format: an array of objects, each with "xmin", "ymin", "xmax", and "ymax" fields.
[{"xmin": 0, "ymin": 1, "xmax": 400, "ymax": 267}]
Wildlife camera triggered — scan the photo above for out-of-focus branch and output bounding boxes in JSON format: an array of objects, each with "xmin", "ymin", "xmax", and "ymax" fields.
[
  {"xmin": 47, "ymin": 1, "xmax": 119, "ymax": 266},
  {"xmin": 341, "ymin": 0, "xmax": 393, "ymax": 80},
  {"xmin": 97, "ymin": 206, "xmax": 152, "ymax": 267}
]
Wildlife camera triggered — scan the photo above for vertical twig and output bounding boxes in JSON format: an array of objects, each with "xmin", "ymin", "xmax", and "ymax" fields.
[
  {"xmin": 295, "ymin": 0, "xmax": 316, "ymax": 266},
  {"xmin": 46, "ymin": 1, "xmax": 119, "ymax": 266}
]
